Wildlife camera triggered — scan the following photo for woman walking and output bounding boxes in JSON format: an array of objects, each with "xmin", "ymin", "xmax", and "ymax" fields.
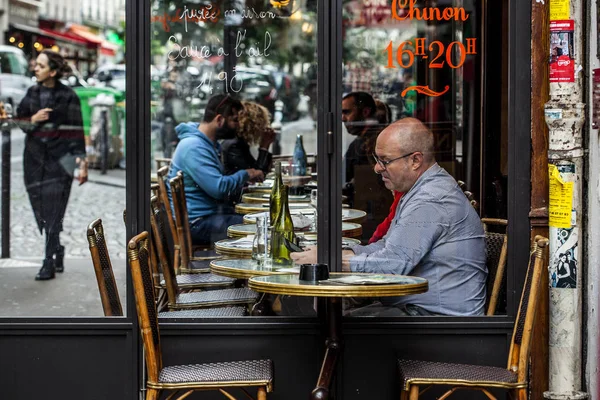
[{"xmin": 17, "ymin": 50, "xmax": 87, "ymax": 281}]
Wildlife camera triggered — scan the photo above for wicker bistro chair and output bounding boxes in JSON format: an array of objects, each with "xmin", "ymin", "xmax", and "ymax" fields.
[
  {"xmin": 457, "ymin": 180, "xmax": 479, "ymax": 212},
  {"xmin": 87, "ymin": 218, "xmax": 123, "ymax": 316},
  {"xmin": 397, "ymin": 236, "xmax": 549, "ymax": 400},
  {"xmin": 150, "ymin": 195, "xmax": 235, "ymax": 292},
  {"xmin": 128, "ymin": 231, "xmax": 273, "ymax": 400},
  {"xmin": 88, "ymin": 219, "xmax": 246, "ymax": 318},
  {"xmin": 169, "ymin": 173, "xmax": 222, "ymax": 274},
  {"xmin": 148, "ymin": 203, "xmax": 259, "ymax": 310},
  {"xmin": 482, "ymin": 218, "xmax": 509, "ymax": 316}
]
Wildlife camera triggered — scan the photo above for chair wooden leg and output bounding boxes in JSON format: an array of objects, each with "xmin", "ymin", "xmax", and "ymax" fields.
[
  {"xmin": 409, "ymin": 385, "xmax": 419, "ymax": 400},
  {"xmin": 400, "ymin": 388, "xmax": 409, "ymax": 400},
  {"xmin": 257, "ymin": 386, "xmax": 267, "ymax": 400},
  {"xmin": 515, "ymin": 388, "xmax": 527, "ymax": 400},
  {"xmin": 146, "ymin": 389, "xmax": 159, "ymax": 400}
]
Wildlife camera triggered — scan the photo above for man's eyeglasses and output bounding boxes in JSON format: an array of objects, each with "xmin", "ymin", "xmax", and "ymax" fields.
[{"xmin": 372, "ymin": 151, "xmax": 418, "ymax": 170}]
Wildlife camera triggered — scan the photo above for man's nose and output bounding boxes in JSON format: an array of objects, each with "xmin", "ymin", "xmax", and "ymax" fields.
[{"xmin": 373, "ymin": 162, "xmax": 384, "ymax": 175}]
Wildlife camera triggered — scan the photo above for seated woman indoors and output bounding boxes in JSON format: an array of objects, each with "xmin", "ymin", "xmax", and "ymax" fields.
[{"xmin": 222, "ymin": 101, "xmax": 276, "ymax": 176}]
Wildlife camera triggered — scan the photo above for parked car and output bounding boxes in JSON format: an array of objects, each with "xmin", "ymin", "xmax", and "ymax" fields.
[
  {"xmin": 88, "ymin": 64, "xmax": 126, "ymax": 92},
  {"xmin": 234, "ymin": 67, "xmax": 278, "ymax": 117},
  {"xmin": 0, "ymin": 45, "xmax": 34, "ymax": 109}
]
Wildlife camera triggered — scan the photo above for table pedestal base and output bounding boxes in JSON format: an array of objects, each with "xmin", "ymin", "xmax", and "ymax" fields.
[{"xmin": 311, "ymin": 298, "xmax": 342, "ymax": 400}]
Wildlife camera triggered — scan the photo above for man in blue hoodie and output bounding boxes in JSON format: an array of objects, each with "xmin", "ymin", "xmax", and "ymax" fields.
[{"xmin": 167, "ymin": 94, "xmax": 264, "ymax": 245}]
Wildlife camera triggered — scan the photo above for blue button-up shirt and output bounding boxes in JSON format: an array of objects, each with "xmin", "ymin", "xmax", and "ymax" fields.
[{"xmin": 350, "ymin": 163, "xmax": 487, "ymax": 316}]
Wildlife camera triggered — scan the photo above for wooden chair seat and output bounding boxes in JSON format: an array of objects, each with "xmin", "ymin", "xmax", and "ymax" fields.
[
  {"xmin": 397, "ymin": 359, "xmax": 521, "ymax": 391},
  {"xmin": 151, "ymin": 359, "xmax": 273, "ymax": 389},
  {"xmin": 159, "ymin": 273, "xmax": 235, "ymax": 289},
  {"xmin": 171, "ymin": 287, "xmax": 259, "ymax": 310},
  {"xmin": 158, "ymin": 307, "xmax": 247, "ymax": 318}
]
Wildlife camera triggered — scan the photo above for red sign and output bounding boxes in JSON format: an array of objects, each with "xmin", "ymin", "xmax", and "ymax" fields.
[{"xmin": 549, "ymin": 20, "xmax": 575, "ymax": 83}]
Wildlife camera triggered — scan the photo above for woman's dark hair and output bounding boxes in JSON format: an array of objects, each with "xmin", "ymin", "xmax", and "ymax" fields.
[
  {"xmin": 203, "ymin": 94, "xmax": 243, "ymax": 122},
  {"xmin": 40, "ymin": 50, "xmax": 72, "ymax": 80}
]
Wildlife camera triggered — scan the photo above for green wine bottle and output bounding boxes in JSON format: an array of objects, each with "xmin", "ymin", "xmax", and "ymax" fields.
[
  {"xmin": 270, "ymin": 161, "xmax": 284, "ymax": 224},
  {"xmin": 270, "ymin": 185, "xmax": 295, "ymax": 265}
]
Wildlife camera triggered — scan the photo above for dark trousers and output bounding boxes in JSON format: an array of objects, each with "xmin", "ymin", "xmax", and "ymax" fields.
[{"xmin": 189, "ymin": 211, "xmax": 243, "ymax": 245}]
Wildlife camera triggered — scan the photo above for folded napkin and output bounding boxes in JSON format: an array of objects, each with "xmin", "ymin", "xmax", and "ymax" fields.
[{"xmin": 292, "ymin": 213, "xmax": 313, "ymax": 230}]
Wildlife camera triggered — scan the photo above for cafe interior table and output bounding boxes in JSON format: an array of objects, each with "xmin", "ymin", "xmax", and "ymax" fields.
[
  {"xmin": 209, "ymin": 258, "xmax": 294, "ymax": 279},
  {"xmin": 247, "ymin": 179, "xmax": 318, "ymax": 193},
  {"xmin": 214, "ymin": 237, "xmax": 361, "ymax": 258},
  {"xmin": 242, "ymin": 208, "xmax": 367, "ymax": 224},
  {"xmin": 227, "ymin": 222, "xmax": 363, "ymax": 239},
  {"xmin": 248, "ymin": 273, "xmax": 428, "ymax": 400}
]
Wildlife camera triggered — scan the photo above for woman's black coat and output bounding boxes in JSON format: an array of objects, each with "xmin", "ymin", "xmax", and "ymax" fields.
[{"xmin": 16, "ymin": 82, "xmax": 85, "ymax": 234}]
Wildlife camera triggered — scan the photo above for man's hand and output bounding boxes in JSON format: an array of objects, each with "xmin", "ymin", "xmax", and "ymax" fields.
[
  {"xmin": 290, "ymin": 246, "xmax": 317, "ymax": 265},
  {"xmin": 246, "ymin": 168, "xmax": 264, "ymax": 182},
  {"xmin": 341, "ymin": 249, "xmax": 355, "ymax": 271},
  {"xmin": 31, "ymin": 108, "xmax": 52, "ymax": 123}
]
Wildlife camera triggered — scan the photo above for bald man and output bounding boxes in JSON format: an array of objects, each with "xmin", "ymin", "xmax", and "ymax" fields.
[{"xmin": 292, "ymin": 118, "xmax": 487, "ymax": 316}]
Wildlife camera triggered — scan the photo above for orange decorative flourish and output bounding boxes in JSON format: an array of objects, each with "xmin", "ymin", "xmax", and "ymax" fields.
[
  {"xmin": 270, "ymin": 0, "xmax": 290, "ymax": 7},
  {"xmin": 401, "ymin": 85, "xmax": 450, "ymax": 97}
]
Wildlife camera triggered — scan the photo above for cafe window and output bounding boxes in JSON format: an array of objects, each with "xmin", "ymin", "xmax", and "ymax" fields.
[
  {"xmin": 149, "ymin": 0, "xmax": 319, "ymax": 317},
  {"xmin": 338, "ymin": 0, "xmax": 510, "ymax": 317},
  {"xmin": 0, "ymin": 25, "xmax": 127, "ymax": 317},
  {"xmin": 142, "ymin": 0, "xmax": 516, "ymax": 322}
]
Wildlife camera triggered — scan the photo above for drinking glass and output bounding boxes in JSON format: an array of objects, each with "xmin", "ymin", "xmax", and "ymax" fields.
[{"xmin": 252, "ymin": 216, "xmax": 269, "ymax": 265}]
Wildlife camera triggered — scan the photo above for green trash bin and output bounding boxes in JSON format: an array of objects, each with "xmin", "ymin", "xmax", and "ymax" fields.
[{"xmin": 74, "ymin": 86, "xmax": 126, "ymax": 169}]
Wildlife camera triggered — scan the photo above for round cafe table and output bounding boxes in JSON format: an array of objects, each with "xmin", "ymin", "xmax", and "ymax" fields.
[
  {"xmin": 248, "ymin": 273, "xmax": 428, "ymax": 400},
  {"xmin": 242, "ymin": 208, "xmax": 367, "ymax": 224},
  {"xmin": 214, "ymin": 237, "xmax": 361, "ymax": 258},
  {"xmin": 227, "ymin": 222, "xmax": 363, "ymax": 239},
  {"xmin": 235, "ymin": 202, "xmax": 313, "ymax": 214},
  {"xmin": 242, "ymin": 192, "xmax": 311, "ymax": 204}
]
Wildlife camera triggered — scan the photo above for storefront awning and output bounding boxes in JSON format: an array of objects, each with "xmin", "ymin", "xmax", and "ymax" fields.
[
  {"xmin": 67, "ymin": 24, "xmax": 103, "ymax": 45},
  {"xmin": 10, "ymin": 23, "xmax": 93, "ymax": 48}
]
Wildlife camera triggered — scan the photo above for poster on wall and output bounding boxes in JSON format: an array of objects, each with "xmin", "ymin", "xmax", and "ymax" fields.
[{"xmin": 549, "ymin": 20, "xmax": 575, "ymax": 83}]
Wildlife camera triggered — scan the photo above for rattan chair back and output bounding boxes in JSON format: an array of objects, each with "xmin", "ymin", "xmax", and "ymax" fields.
[
  {"xmin": 150, "ymin": 195, "xmax": 179, "ymax": 305},
  {"xmin": 87, "ymin": 218, "xmax": 123, "ymax": 317},
  {"xmin": 170, "ymin": 172, "xmax": 194, "ymax": 270},
  {"xmin": 481, "ymin": 218, "xmax": 508, "ymax": 316},
  {"xmin": 155, "ymin": 157, "xmax": 172, "ymax": 171},
  {"xmin": 156, "ymin": 165, "xmax": 178, "ymax": 245},
  {"xmin": 457, "ymin": 180, "xmax": 479, "ymax": 212},
  {"xmin": 128, "ymin": 231, "xmax": 163, "ymax": 384},
  {"xmin": 508, "ymin": 236, "xmax": 548, "ymax": 382}
]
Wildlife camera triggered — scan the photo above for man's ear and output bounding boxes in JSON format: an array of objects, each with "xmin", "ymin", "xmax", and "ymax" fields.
[
  {"xmin": 361, "ymin": 107, "xmax": 371, "ymax": 119},
  {"xmin": 412, "ymin": 152, "xmax": 424, "ymax": 169},
  {"xmin": 214, "ymin": 114, "xmax": 225, "ymax": 127}
]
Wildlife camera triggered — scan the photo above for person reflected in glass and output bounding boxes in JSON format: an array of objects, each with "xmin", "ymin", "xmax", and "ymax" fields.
[
  {"xmin": 292, "ymin": 118, "xmax": 487, "ymax": 316},
  {"xmin": 222, "ymin": 101, "xmax": 275, "ymax": 176},
  {"xmin": 166, "ymin": 94, "xmax": 264, "ymax": 246},
  {"xmin": 341, "ymin": 91, "xmax": 382, "ymax": 206},
  {"xmin": 16, "ymin": 50, "xmax": 88, "ymax": 281},
  {"xmin": 159, "ymin": 67, "xmax": 181, "ymax": 157}
]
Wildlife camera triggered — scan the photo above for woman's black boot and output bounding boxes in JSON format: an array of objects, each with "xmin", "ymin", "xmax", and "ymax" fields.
[
  {"xmin": 54, "ymin": 245, "xmax": 65, "ymax": 273},
  {"xmin": 35, "ymin": 258, "xmax": 55, "ymax": 281}
]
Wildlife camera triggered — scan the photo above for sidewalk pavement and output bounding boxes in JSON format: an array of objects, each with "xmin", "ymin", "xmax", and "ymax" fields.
[
  {"xmin": 87, "ymin": 167, "xmax": 126, "ymax": 188},
  {"xmin": 0, "ymin": 257, "xmax": 127, "ymax": 317}
]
